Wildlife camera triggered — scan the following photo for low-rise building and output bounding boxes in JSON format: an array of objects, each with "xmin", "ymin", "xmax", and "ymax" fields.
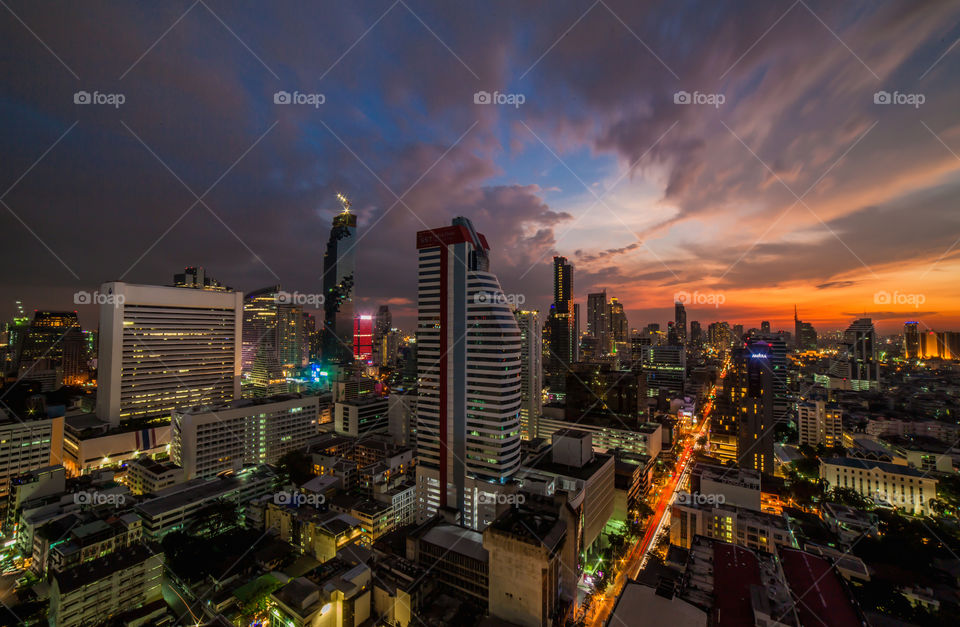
[
  {"xmin": 49, "ymin": 543, "xmax": 163, "ymax": 627},
  {"xmin": 670, "ymin": 494, "xmax": 796, "ymax": 555},
  {"xmin": 124, "ymin": 455, "xmax": 185, "ymax": 495},
  {"xmin": 820, "ymin": 457, "xmax": 938, "ymax": 515}
]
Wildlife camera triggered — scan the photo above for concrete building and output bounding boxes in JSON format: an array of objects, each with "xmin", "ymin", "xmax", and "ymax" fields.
[
  {"xmin": 406, "ymin": 520, "xmax": 489, "ymax": 602},
  {"xmin": 172, "ymin": 394, "xmax": 319, "ymax": 479},
  {"xmin": 270, "ymin": 563, "xmax": 371, "ymax": 627},
  {"xmin": 49, "ymin": 543, "xmax": 163, "ymax": 627},
  {"xmin": 514, "ymin": 309, "xmax": 543, "ymax": 440},
  {"xmin": 670, "ymin": 495, "xmax": 796, "ymax": 555},
  {"xmin": 518, "ymin": 430, "xmax": 614, "ymax": 552},
  {"xmin": 797, "ymin": 398, "xmax": 843, "ymax": 448},
  {"xmin": 535, "ymin": 416, "xmax": 661, "ymax": 459},
  {"xmin": 96, "ymin": 282, "xmax": 243, "ymax": 425},
  {"xmin": 689, "ymin": 464, "xmax": 762, "ymax": 512},
  {"xmin": 335, "ymin": 396, "xmax": 390, "ymax": 438},
  {"xmin": 0, "ymin": 412, "xmax": 63, "ymax": 498},
  {"xmin": 135, "ymin": 465, "xmax": 276, "ymax": 539},
  {"xmin": 484, "ymin": 506, "xmax": 565, "ymax": 627},
  {"xmin": 414, "ymin": 218, "xmax": 522, "ymax": 528},
  {"xmin": 820, "ymin": 457, "xmax": 938, "ymax": 515},
  {"xmin": 123, "ymin": 455, "xmax": 185, "ymax": 495},
  {"xmin": 264, "ymin": 502, "xmax": 362, "ymax": 563},
  {"xmin": 62, "ymin": 413, "xmax": 170, "ymax": 476}
]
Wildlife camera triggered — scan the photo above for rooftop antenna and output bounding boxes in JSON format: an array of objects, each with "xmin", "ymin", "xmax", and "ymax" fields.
[{"xmin": 336, "ymin": 192, "xmax": 352, "ymax": 213}]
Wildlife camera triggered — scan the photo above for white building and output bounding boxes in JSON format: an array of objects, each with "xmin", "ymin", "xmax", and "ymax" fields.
[
  {"xmin": 172, "ymin": 394, "xmax": 319, "ymax": 479},
  {"xmin": 820, "ymin": 457, "xmax": 937, "ymax": 515},
  {"xmin": 514, "ymin": 309, "xmax": 543, "ymax": 440},
  {"xmin": 0, "ymin": 412, "xmax": 63, "ymax": 498},
  {"xmin": 49, "ymin": 544, "xmax": 163, "ymax": 627},
  {"xmin": 414, "ymin": 218, "xmax": 522, "ymax": 528},
  {"xmin": 335, "ymin": 396, "xmax": 390, "ymax": 438},
  {"xmin": 96, "ymin": 282, "xmax": 243, "ymax": 426},
  {"xmin": 797, "ymin": 399, "xmax": 843, "ymax": 447}
]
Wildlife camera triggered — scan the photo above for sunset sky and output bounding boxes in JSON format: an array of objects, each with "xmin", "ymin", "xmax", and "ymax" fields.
[{"xmin": 1, "ymin": 1, "xmax": 959, "ymax": 334}]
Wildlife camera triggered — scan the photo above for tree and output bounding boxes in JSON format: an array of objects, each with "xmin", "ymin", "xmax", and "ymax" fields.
[
  {"xmin": 277, "ymin": 449, "xmax": 314, "ymax": 486},
  {"xmin": 827, "ymin": 487, "xmax": 872, "ymax": 509},
  {"xmin": 696, "ymin": 435, "xmax": 708, "ymax": 448}
]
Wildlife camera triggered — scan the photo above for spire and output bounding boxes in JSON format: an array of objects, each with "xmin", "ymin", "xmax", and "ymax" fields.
[{"xmin": 336, "ymin": 192, "xmax": 352, "ymax": 213}]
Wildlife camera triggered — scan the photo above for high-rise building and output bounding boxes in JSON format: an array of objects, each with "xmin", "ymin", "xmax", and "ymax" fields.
[
  {"xmin": 713, "ymin": 339, "xmax": 778, "ymax": 474},
  {"xmin": 903, "ymin": 321, "xmax": 921, "ymax": 359},
  {"xmin": 793, "ymin": 306, "xmax": 817, "ymax": 351},
  {"xmin": 414, "ymin": 218, "xmax": 522, "ymax": 529},
  {"xmin": 514, "ymin": 309, "xmax": 543, "ymax": 440},
  {"xmin": 16, "ymin": 310, "xmax": 87, "ymax": 386},
  {"xmin": 372, "ymin": 305, "xmax": 391, "ymax": 365},
  {"xmin": 547, "ymin": 256, "xmax": 577, "ymax": 392},
  {"xmin": 353, "ymin": 314, "xmax": 373, "ymax": 362},
  {"xmin": 760, "ymin": 321, "xmax": 771, "ymax": 334},
  {"xmin": 798, "ymin": 397, "xmax": 843, "ymax": 448},
  {"xmin": 96, "ymin": 282, "xmax": 243, "ymax": 426},
  {"xmin": 689, "ymin": 320, "xmax": 702, "ymax": 347},
  {"xmin": 241, "ymin": 285, "xmax": 281, "ymax": 374},
  {"xmin": 608, "ymin": 297, "xmax": 628, "ymax": 351},
  {"xmin": 842, "ymin": 318, "xmax": 880, "ymax": 391},
  {"xmin": 674, "ymin": 301, "xmax": 687, "ymax": 345},
  {"xmin": 322, "ymin": 193, "xmax": 358, "ymax": 364},
  {"xmin": 587, "ymin": 291, "xmax": 609, "ymax": 353},
  {"xmin": 641, "ymin": 345, "xmax": 686, "ymax": 402},
  {"xmin": 172, "ymin": 265, "xmax": 230, "ymax": 291}
]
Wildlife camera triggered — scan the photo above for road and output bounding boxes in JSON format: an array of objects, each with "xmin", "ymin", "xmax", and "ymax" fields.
[{"xmin": 587, "ymin": 372, "xmax": 722, "ymax": 626}]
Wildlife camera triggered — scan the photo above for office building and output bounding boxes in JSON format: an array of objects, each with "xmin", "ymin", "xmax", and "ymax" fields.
[
  {"xmin": 353, "ymin": 314, "xmax": 373, "ymax": 362},
  {"xmin": 760, "ymin": 320, "xmax": 771, "ymax": 334},
  {"xmin": 670, "ymin": 496, "xmax": 796, "ymax": 555},
  {"xmin": 0, "ymin": 411, "xmax": 64, "ymax": 498},
  {"xmin": 322, "ymin": 193, "xmax": 358, "ymax": 364},
  {"xmin": 797, "ymin": 397, "xmax": 843, "ymax": 448},
  {"xmin": 608, "ymin": 297, "xmax": 628, "ymax": 351},
  {"xmin": 587, "ymin": 290, "xmax": 609, "ymax": 354},
  {"xmin": 641, "ymin": 344, "xmax": 686, "ymax": 402},
  {"xmin": 335, "ymin": 395, "xmax": 390, "ymax": 438},
  {"xmin": 414, "ymin": 217, "xmax": 522, "ymax": 529},
  {"xmin": 546, "ymin": 256, "xmax": 577, "ymax": 392},
  {"xmin": 96, "ymin": 282, "xmax": 243, "ymax": 426},
  {"xmin": 172, "ymin": 265, "xmax": 229, "ymax": 291},
  {"xmin": 794, "ymin": 306, "xmax": 817, "ymax": 351},
  {"xmin": 675, "ymin": 301, "xmax": 687, "ymax": 345},
  {"xmin": 840, "ymin": 318, "xmax": 880, "ymax": 390},
  {"xmin": 514, "ymin": 309, "xmax": 543, "ymax": 440},
  {"xmin": 689, "ymin": 320, "xmax": 702, "ymax": 347},
  {"xmin": 172, "ymin": 394, "xmax": 319, "ymax": 479}
]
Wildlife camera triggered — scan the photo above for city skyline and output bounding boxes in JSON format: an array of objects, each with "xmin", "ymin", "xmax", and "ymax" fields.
[{"xmin": 1, "ymin": 1, "xmax": 959, "ymax": 334}]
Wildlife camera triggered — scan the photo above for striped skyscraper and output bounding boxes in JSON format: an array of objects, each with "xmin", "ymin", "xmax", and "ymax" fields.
[{"xmin": 414, "ymin": 217, "xmax": 522, "ymax": 529}]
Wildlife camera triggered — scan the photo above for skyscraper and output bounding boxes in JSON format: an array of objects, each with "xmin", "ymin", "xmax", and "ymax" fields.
[
  {"xmin": 794, "ymin": 306, "xmax": 817, "ymax": 351},
  {"xmin": 414, "ymin": 217, "xmax": 522, "ymax": 529},
  {"xmin": 353, "ymin": 314, "xmax": 373, "ymax": 362},
  {"xmin": 322, "ymin": 193, "xmax": 358, "ymax": 364},
  {"xmin": 608, "ymin": 297, "xmax": 628, "ymax": 351},
  {"xmin": 903, "ymin": 321, "xmax": 921, "ymax": 359},
  {"xmin": 674, "ymin": 301, "xmax": 687, "ymax": 345},
  {"xmin": 96, "ymin": 282, "xmax": 243, "ymax": 426},
  {"xmin": 587, "ymin": 291, "xmax": 609, "ymax": 354},
  {"xmin": 689, "ymin": 320, "xmax": 702, "ymax": 347},
  {"xmin": 760, "ymin": 320, "xmax": 771, "ymax": 334},
  {"xmin": 547, "ymin": 256, "xmax": 577, "ymax": 392},
  {"xmin": 514, "ymin": 309, "xmax": 543, "ymax": 440},
  {"xmin": 842, "ymin": 318, "xmax": 880, "ymax": 391}
]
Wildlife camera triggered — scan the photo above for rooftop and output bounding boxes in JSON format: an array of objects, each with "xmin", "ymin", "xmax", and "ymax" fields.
[{"xmin": 821, "ymin": 456, "xmax": 928, "ymax": 477}]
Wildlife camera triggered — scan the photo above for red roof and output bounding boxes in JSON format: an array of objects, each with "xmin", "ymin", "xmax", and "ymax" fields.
[
  {"xmin": 780, "ymin": 549, "xmax": 861, "ymax": 627},
  {"xmin": 713, "ymin": 542, "xmax": 761, "ymax": 626}
]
